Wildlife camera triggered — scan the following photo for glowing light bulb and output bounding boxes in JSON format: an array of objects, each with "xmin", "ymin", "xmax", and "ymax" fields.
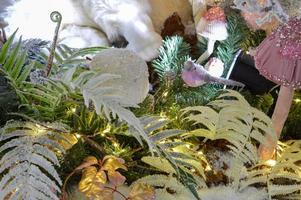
[
  {"xmin": 294, "ymin": 98, "xmax": 301, "ymax": 103},
  {"xmin": 103, "ymin": 125, "xmax": 111, "ymax": 134},
  {"xmin": 75, "ymin": 133, "xmax": 81, "ymax": 139},
  {"xmin": 71, "ymin": 107, "xmax": 76, "ymax": 113},
  {"xmin": 163, "ymin": 91, "xmax": 169, "ymax": 97},
  {"xmin": 265, "ymin": 159, "xmax": 277, "ymax": 167},
  {"xmin": 205, "ymin": 165, "xmax": 212, "ymax": 171},
  {"xmin": 113, "ymin": 142, "xmax": 119, "ymax": 148},
  {"xmin": 35, "ymin": 124, "xmax": 45, "ymax": 135}
]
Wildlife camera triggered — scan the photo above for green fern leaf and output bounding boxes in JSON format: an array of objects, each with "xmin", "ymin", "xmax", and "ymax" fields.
[{"xmin": 182, "ymin": 90, "xmax": 277, "ymax": 189}]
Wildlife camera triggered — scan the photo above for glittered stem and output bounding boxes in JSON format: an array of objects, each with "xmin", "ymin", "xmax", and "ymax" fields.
[{"xmin": 45, "ymin": 11, "xmax": 62, "ymax": 77}]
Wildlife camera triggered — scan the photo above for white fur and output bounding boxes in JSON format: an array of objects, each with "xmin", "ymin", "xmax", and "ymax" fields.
[
  {"xmin": 198, "ymin": 186, "xmax": 268, "ymax": 200},
  {"xmin": 2, "ymin": 0, "xmax": 159, "ymax": 60},
  {"xmin": 1, "ymin": 0, "xmax": 193, "ymax": 61}
]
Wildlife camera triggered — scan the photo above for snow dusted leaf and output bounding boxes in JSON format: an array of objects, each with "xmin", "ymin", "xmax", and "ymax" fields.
[{"xmin": 0, "ymin": 121, "xmax": 72, "ymax": 200}]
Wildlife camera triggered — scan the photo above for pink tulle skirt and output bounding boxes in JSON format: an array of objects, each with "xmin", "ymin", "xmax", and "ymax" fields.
[{"xmin": 254, "ymin": 18, "xmax": 301, "ymax": 89}]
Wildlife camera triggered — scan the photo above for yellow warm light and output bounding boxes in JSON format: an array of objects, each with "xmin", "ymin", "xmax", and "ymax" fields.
[
  {"xmin": 163, "ymin": 91, "xmax": 169, "ymax": 97},
  {"xmin": 71, "ymin": 107, "xmax": 76, "ymax": 113},
  {"xmin": 265, "ymin": 159, "xmax": 277, "ymax": 167},
  {"xmin": 103, "ymin": 125, "xmax": 111, "ymax": 134},
  {"xmin": 294, "ymin": 98, "xmax": 301, "ymax": 103},
  {"xmin": 113, "ymin": 142, "xmax": 119, "ymax": 148},
  {"xmin": 205, "ymin": 165, "xmax": 212, "ymax": 171},
  {"xmin": 35, "ymin": 124, "xmax": 46, "ymax": 135},
  {"xmin": 159, "ymin": 112, "xmax": 166, "ymax": 118},
  {"xmin": 75, "ymin": 133, "xmax": 81, "ymax": 139}
]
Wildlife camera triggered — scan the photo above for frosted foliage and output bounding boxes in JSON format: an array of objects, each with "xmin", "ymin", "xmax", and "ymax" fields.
[
  {"xmin": 0, "ymin": 121, "xmax": 67, "ymax": 200},
  {"xmin": 90, "ymin": 48, "xmax": 149, "ymax": 105},
  {"xmin": 198, "ymin": 186, "xmax": 268, "ymax": 200},
  {"xmin": 133, "ymin": 175, "xmax": 197, "ymax": 200}
]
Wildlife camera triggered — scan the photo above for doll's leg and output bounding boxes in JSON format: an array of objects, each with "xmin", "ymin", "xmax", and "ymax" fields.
[{"xmin": 258, "ymin": 86, "xmax": 294, "ymax": 160}]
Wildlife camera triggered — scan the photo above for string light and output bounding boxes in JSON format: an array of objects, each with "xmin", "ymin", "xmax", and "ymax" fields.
[
  {"xmin": 160, "ymin": 112, "xmax": 167, "ymax": 118},
  {"xmin": 294, "ymin": 98, "xmax": 301, "ymax": 103},
  {"xmin": 35, "ymin": 124, "xmax": 46, "ymax": 135},
  {"xmin": 265, "ymin": 159, "xmax": 277, "ymax": 167},
  {"xmin": 163, "ymin": 91, "xmax": 169, "ymax": 97},
  {"xmin": 205, "ymin": 165, "xmax": 212, "ymax": 171},
  {"xmin": 103, "ymin": 125, "xmax": 111, "ymax": 133},
  {"xmin": 113, "ymin": 142, "xmax": 119, "ymax": 148},
  {"xmin": 75, "ymin": 133, "xmax": 81, "ymax": 139}
]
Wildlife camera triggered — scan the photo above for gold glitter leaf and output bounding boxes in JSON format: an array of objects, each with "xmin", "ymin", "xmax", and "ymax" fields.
[
  {"xmin": 102, "ymin": 156, "xmax": 127, "ymax": 172},
  {"xmin": 78, "ymin": 166, "xmax": 107, "ymax": 198}
]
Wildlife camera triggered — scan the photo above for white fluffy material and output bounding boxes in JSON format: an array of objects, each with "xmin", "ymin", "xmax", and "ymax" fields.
[
  {"xmin": 198, "ymin": 186, "xmax": 268, "ymax": 200},
  {"xmin": 1, "ymin": 0, "xmax": 194, "ymax": 61},
  {"xmin": 1, "ymin": 0, "xmax": 163, "ymax": 61}
]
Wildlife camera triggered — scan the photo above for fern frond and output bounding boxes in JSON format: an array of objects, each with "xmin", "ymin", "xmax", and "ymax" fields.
[
  {"xmin": 0, "ymin": 30, "xmax": 34, "ymax": 101},
  {"xmin": 132, "ymin": 175, "xmax": 197, "ymax": 200},
  {"xmin": 40, "ymin": 44, "xmax": 107, "ymax": 74},
  {"xmin": 182, "ymin": 90, "xmax": 277, "ymax": 189},
  {"xmin": 0, "ymin": 121, "xmax": 72, "ymax": 200},
  {"xmin": 69, "ymin": 68, "xmax": 155, "ymax": 151},
  {"xmin": 242, "ymin": 140, "xmax": 301, "ymax": 199},
  {"xmin": 21, "ymin": 78, "xmax": 77, "ymax": 121},
  {"xmin": 141, "ymin": 156, "xmax": 176, "ymax": 174}
]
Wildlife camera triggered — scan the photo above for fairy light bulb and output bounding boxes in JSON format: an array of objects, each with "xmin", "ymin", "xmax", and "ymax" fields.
[
  {"xmin": 294, "ymin": 98, "xmax": 301, "ymax": 103},
  {"xmin": 265, "ymin": 159, "xmax": 277, "ymax": 167}
]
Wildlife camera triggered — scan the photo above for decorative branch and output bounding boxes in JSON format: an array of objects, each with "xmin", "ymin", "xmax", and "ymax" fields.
[{"xmin": 45, "ymin": 11, "xmax": 62, "ymax": 76}]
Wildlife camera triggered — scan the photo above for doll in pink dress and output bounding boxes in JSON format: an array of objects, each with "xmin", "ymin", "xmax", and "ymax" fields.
[
  {"xmin": 234, "ymin": 0, "xmax": 301, "ymax": 159},
  {"xmin": 254, "ymin": 17, "xmax": 301, "ymax": 159}
]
